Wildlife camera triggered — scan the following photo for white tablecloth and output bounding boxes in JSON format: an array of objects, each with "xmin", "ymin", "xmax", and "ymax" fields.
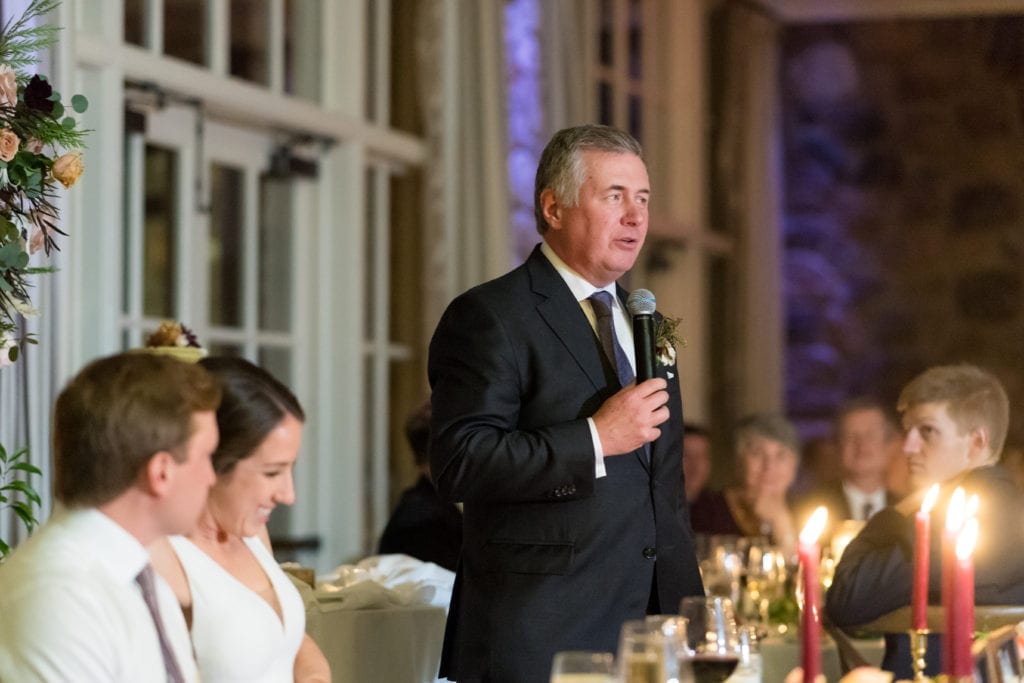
[
  {"xmin": 756, "ymin": 635, "xmax": 885, "ymax": 682},
  {"xmin": 306, "ymin": 600, "xmax": 446, "ymax": 683}
]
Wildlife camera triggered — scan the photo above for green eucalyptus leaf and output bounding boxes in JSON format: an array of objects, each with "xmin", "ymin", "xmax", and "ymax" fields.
[
  {"xmin": 11, "ymin": 501, "xmax": 37, "ymax": 529},
  {"xmin": 61, "ymin": 116, "xmax": 75, "ymax": 130},
  {"xmin": 71, "ymin": 94, "xmax": 88, "ymax": 113},
  {"xmin": 5, "ymin": 480, "xmax": 41, "ymax": 506},
  {"xmin": 51, "ymin": 100, "xmax": 64, "ymax": 118},
  {"xmin": 0, "ymin": 278, "xmax": 11, "ymax": 293},
  {"xmin": 10, "ymin": 462, "xmax": 41, "ymax": 475}
]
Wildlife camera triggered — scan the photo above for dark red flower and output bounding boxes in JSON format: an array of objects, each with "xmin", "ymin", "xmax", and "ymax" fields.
[{"xmin": 23, "ymin": 76, "xmax": 53, "ymax": 114}]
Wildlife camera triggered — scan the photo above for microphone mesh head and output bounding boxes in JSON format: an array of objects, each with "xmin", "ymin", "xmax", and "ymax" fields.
[{"xmin": 626, "ymin": 289, "xmax": 656, "ymax": 316}]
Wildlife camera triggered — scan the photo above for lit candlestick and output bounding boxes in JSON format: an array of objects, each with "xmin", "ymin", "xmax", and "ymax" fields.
[
  {"xmin": 913, "ymin": 484, "xmax": 940, "ymax": 631},
  {"xmin": 799, "ymin": 506, "xmax": 828, "ymax": 683},
  {"xmin": 941, "ymin": 487, "xmax": 966, "ymax": 673},
  {"xmin": 948, "ymin": 517, "xmax": 978, "ymax": 677}
]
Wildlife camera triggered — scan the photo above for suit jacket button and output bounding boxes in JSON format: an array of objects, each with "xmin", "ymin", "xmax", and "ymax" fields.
[{"xmin": 643, "ymin": 546, "xmax": 656, "ymax": 559}]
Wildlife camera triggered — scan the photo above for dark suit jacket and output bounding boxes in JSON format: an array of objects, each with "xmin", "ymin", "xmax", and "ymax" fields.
[
  {"xmin": 825, "ymin": 465, "xmax": 1024, "ymax": 679},
  {"xmin": 428, "ymin": 245, "xmax": 704, "ymax": 682},
  {"xmin": 378, "ymin": 475, "xmax": 463, "ymax": 572}
]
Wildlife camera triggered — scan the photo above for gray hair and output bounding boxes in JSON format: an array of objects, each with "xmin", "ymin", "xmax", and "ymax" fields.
[
  {"xmin": 533, "ymin": 124, "xmax": 644, "ymax": 235},
  {"xmin": 734, "ymin": 413, "xmax": 801, "ymax": 459}
]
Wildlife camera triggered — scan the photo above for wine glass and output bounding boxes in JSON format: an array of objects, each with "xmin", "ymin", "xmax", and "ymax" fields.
[
  {"xmin": 744, "ymin": 543, "xmax": 787, "ymax": 627},
  {"xmin": 700, "ymin": 535, "xmax": 744, "ymax": 606},
  {"xmin": 646, "ymin": 615, "xmax": 695, "ymax": 683},
  {"xmin": 549, "ymin": 651, "xmax": 615, "ymax": 683},
  {"xmin": 678, "ymin": 596, "xmax": 741, "ymax": 683},
  {"xmin": 617, "ymin": 619, "xmax": 680, "ymax": 683}
]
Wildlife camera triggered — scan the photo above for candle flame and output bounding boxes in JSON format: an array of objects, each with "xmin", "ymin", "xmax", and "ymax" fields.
[
  {"xmin": 956, "ymin": 517, "xmax": 978, "ymax": 560},
  {"xmin": 946, "ymin": 487, "xmax": 966, "ymax": 533},
  {"xmin": 800, "ymin": 506, "xmax": 828, "ymax": 544},
  {"xmin": 921, "ymin": 483, "xmax": 940, "ymax": 514}
]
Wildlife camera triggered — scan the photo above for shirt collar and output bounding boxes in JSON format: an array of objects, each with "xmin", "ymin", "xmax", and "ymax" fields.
[
  {"xmin": 57, "ymin": 507, "xmax": 151, "ymax": 584},
  {"xmin": 540, "ymin": 241, "xmax": 619, "ymax": 304}
]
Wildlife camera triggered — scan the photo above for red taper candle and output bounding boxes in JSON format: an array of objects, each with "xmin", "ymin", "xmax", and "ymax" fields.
[
  {"xmin": 799, "ymin": 506, "xmax": 828, "ymax": 683},
  {"xmin": 913, "ymin": 484, "xmax": 940, "ymax": 631},
  {"xmin": 948, "ymin": 517, "xmax": 977, "ymax": 676},
  {"xmin": 941, "ymin": 487, "xmax": 965, "ymax": 673}
]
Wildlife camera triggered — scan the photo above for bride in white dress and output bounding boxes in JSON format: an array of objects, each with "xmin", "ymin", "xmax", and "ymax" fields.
[{"xmin": 151, "ymin": 357, "xmax": 330, "ymax": 683}]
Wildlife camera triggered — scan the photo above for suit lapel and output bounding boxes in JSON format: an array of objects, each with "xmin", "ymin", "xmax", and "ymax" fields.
[
  {"xmin": 528, "ymin": 247, "xmax": 652, "ymax": 473},
  {"xmin": 527, "ymin": 248, "xmax": 611, "ymax": 393}
]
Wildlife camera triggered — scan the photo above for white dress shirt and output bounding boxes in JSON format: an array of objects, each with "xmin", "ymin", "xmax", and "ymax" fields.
[
  {"xmin": 0, "ymin": 507, "xmax": 199, "ymax": 682},
  {"xmin": 842, "ymin": 482, "xmax": 887, "ymax": 521},
  {"xmin": 540, "ymin": 241, "xmax": 637, "ymax": 479}
]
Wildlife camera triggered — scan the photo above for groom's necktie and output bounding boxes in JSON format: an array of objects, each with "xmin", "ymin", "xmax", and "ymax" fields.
[
  {"xmin": 590, "ymin": 290, "xmax": 634, "ymax": 388},
  {"xmin": 136, "ymin": 564, "xmax": 186, "ymax": 683}
]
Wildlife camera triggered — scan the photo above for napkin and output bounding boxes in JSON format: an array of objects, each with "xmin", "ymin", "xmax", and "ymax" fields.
[{"xmin": 316, "ymin": 554, "xmax": 455, "ymax": 612}]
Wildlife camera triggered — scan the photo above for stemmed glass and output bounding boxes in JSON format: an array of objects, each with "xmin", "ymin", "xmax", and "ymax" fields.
[
  {"xmin": 699, "ymin": 535, "xmax": 745, "ymax": 606},
  {"xmin": 744, "ymin": 543, "xmax": 787, "ymax": 627},
  {"xmin": 617, "ymin": 619, "xmax": 681, "ymax": 683},
  {"xmin": 678, "ymin": 596, "xmax": 742, "ymax": 683},
  {"xmin": 549, "ymin": 651, "xmax": 615, "ymax": 683}
]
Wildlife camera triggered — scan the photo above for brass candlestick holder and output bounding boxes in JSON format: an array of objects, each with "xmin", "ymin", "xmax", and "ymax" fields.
[{"xmin": 909, "ymin": 628, "xmax": 929, "ymax": 682}]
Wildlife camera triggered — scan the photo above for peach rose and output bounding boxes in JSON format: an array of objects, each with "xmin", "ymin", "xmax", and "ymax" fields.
[
  {"xmin": 0, "ymin": 127, "xmax": 19, "ymax": 162},
  {"xmin": 0, "ymin": 65, "xmax": 16, "ymax": 108},
  {"xmin": 52, "ymin": 152, "xmax": 83, "ymax": 188}
]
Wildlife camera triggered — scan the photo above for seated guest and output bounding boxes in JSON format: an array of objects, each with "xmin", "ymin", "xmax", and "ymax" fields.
[
  {"xmin": 0, "ymin": 352, "xmax": 220, "ymax": 681},
  {"xmin": 683, "ymin": 422, "xmax": 713, "ymax": 510},
  {"xmin": 151, "ymin": 357, "xmax": 330, "ymax": 683},
  {"xmin": 690, "ymin": 413, "xmax": 801, "ymax": 558},
  {"xmin": 826, "ymin": 364, "xmax": 1024, "ymax": 680},
  {"xmin": 796, "ymin": 398, "xmax": 900, "ymax": 540},
  {"xmin": 378, "ymin": 400, "xmax": 462, "ymax": 571}
]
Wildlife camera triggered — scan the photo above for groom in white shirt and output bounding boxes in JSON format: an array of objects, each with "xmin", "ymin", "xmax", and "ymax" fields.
[{"xmin": 0, "ymin": 352, "xmax": 222, "ymax": 682}]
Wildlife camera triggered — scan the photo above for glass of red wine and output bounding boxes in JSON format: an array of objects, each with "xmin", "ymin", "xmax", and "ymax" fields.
[{"xmin": 678, "ymin": 596, "xmax": 741, "ymax": 683}]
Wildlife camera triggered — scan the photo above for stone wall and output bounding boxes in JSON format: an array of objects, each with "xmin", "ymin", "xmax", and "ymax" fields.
[{"xmin": 782, "ymin": 16, "xmax": 1024, "ymax": 446}]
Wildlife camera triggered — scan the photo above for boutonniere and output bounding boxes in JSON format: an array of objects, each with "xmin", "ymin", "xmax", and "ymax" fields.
[{"xmin": 655, "ymin": 316, "xmax": 685, "ymax": 367}]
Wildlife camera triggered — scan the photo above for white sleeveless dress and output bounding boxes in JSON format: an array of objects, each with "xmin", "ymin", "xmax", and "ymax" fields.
[{"xmin": 168, "ymin": 535, "xmax": 305, "ymax": 683}]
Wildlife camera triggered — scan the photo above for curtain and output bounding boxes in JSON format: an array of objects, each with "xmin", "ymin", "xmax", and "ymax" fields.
[{"xmin": 418, "ymin": 0, "xmax": 512, "ymax": 332}]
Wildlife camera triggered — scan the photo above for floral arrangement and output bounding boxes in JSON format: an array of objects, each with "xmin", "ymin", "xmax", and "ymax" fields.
[
  {"xmin": 146, "ymin": 320, "xmax": 203, "ymax": 349},
  {"xmin": 0, "ymin": 0, "xmax": 87, "ymax": 366},
  {"xmin": 140, "ymin": 320, "xmax": 208, "ymax": 363},
  {"xmin": 655, "ymin": 315, "xmax": 685, "ymax": 367},
  {"xmin": 0, "ymin": 0, "xmax": 85, "ymax": 558}
]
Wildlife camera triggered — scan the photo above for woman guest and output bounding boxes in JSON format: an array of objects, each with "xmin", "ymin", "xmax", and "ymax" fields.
[
  {"xmin": 690, "ymin": 412, "xmax": 801, "ymax": 557},
  {"xmin": 152, "ymin": 357, "xmax": 330, "ymax": 682}
]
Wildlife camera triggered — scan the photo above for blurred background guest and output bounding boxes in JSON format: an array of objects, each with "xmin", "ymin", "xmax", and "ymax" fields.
[
  {"xmin": 683, "ymin": 422, "xmax": 713, "ymax": 510},
  {"xmin": 796, "ymin": 398, "xmax": 900, "ymax": 540},
  {"xmin": 790, "ymin": 434, "xmax": 840, "ymax": 498},
  {"xmin": 690, "ymin": 413, "xmax": 802, "ymax": 558},
  {"xmin": 151, "ymin": 357, "xmax": 330, "ymax": 683},
  {"xmin": 378, "ymin": 399, "xmax": 462, "ymax": 571}
]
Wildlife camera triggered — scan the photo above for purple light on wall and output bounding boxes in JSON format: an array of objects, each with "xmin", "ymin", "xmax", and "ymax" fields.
[{"xmin": 504, "ymin": 0, "xmax": 545, "ymax": 265}]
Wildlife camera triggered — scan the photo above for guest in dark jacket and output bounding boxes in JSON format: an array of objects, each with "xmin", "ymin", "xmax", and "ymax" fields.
[
  {"xmin": 378, "ymin": 400, "xmax": 462, "ymax": 571},
  {"xmin": 795, "ymin": 398, "xmax": 901, "ymax": 542},
  {"xmin": 826, "ymin": 365, "xmax": 1024, "ymax": 680}
]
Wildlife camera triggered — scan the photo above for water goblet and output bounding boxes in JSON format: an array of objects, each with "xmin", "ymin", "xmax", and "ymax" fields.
[{"xmin": 679, "ymin": 596, "xmax": 742, "ymax": 683}]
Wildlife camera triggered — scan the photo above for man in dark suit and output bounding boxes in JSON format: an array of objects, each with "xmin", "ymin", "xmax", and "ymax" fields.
[
  {"xmin": 798, "ymin": 398, "xmax": 900, "ymax": 537},
  {"xmin": 826, "ymin": 365, "xmax": 1024, "ymax": 679},
  {"xmin": 428, "ymin": 124, "xmax": 704, "ymax": 682},
  {"xmin": 378, "ymin": 400, "xmax": 463, "ymax": 571}
]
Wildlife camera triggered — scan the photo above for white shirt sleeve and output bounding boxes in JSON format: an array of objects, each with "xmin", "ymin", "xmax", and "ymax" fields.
[{"xmin": 587, "ymin": 417, "xmax": 607, "ymax": 479}]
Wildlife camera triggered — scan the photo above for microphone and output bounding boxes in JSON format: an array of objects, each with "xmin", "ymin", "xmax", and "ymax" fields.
[{"xmin": 626, "ymin": 288, "xmax": 657, "ymax": 382}]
